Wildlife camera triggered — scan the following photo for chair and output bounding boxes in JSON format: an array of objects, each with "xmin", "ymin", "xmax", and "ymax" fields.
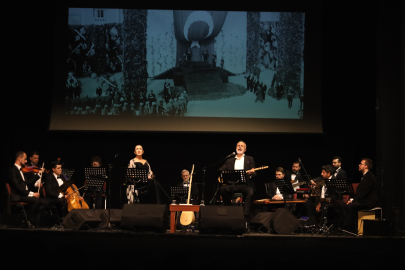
[
  {"xmin": 5, "ymin": 183, "xmax": 30, "ymax": 227},
  {"xmin": 358, "ymin": 207, "xmax": 382, "ymax": 235}
]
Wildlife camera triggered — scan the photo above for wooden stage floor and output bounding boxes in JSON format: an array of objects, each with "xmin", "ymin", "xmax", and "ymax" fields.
[{"xmin": 1, "ymin": 226, "xmax": 403, "ymax": 268}]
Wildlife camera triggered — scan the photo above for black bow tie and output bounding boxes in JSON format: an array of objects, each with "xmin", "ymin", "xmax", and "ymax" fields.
[
  {"xmin": 57, "ymin": 176, "xmax": 62, "ymax": 179},
  {"xmin": 293, "ymin": 172, "xmax": 299, "ymax": 175}
]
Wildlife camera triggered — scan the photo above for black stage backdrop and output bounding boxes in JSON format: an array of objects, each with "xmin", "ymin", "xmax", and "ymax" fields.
[{"xmin": 2, "ymin": 0, "xmax": 404, "ymax": 233}]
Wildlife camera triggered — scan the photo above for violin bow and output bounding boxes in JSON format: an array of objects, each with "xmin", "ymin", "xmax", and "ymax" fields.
[{"xmin": 37, "ymin": 162, "xmax": 45, "ymax": 194}]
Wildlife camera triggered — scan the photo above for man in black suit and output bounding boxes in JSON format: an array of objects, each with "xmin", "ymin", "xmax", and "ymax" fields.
[
  {"xmin": 284, "ymin": 161, "xmax": 306, "ymax": 191},
  {"xmin": 177, "ymin": 169, "xmax": 199, "ymax": 205},
  {"xmin": 44, "ymin": 162, "xmax": 68, "ymax": 217},
  {"xmin": 342, "ymin": 158, "xmax": 379, "ymax": 232},
  {"xmin": 267, "ymin": 167, "xmax": 285, "ymax": 200},
  {"xmin": 8, "ymin": 151, "xmax": 48, "ymax": 228},
  {"xmin": 305, "ymin": 165, "xmax": 337, "ymax": 226},
  {"xmin": 332, "ymin": 156, "xmax": 348, "ymax": 179},
  {"xmin": 219, "ymin": 141, "xmax": 257, "ymax": 226}
]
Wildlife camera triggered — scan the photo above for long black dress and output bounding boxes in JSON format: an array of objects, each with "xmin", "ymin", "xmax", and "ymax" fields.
[{"xmin": 126, "ymin": 161, "xmax": 171, "ymax": 205}]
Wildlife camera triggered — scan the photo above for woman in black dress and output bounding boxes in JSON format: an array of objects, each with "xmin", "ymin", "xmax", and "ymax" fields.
[{"xmin": 126, "ymin": 145, "xmax": 171, "ymax": 204}]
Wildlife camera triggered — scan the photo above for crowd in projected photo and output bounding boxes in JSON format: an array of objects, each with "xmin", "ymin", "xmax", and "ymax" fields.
[{"xmin": 63, "ymin": 9, "xmax": 305, "ymax": 119}]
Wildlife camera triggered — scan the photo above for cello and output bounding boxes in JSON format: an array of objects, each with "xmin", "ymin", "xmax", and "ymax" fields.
[{"xmin": 61, "ymin": 173, "xmax": 89, "ymax": 211}]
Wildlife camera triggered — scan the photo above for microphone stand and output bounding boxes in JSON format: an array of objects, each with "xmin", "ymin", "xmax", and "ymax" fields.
[{"xmin": 196, "ymin": 153, "xmax": 235, "ymax": 205}]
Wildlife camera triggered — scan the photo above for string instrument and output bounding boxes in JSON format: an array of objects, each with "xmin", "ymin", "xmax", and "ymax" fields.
[
  {"xmin": 309, "ymin": 177, "xmax": 325, "ymax": 197},
  {"xmin": 218, "ymin": 166, "xmax": 269, "ymax": 183},
  {"xmin": 61, "ymin": 173, "xmax": 89, "ymax": 212},
  {"xmin": 180, "ymin": 164, "xmax": 195, "ymax": 226},
  {"xmin": 21, "ymin": 166, "xmax": 42, "ymax": 174}
]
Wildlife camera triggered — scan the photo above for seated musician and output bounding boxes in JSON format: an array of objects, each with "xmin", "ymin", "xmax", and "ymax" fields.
[
  {"xmin": 305, "ymin": 165, "xmax": 337, "ymax": 226},
  {"xmin": 83, "ymin": 156, "xmax": 105, "ymax": 209},
  {"xmin": 44, "ymin": 161, "xmax": 69, "ymax": 221},
  {"xmin": 219, "ymin": 141, "xmax": 256, "ymax": 228},
  {"xmin": 126, "ymin": 145, "xmax": 171, "ymax": 204},
  {"xmin": 342, "ymin": 158, "xmax": 379, "ymax": 233},
  {"xmin": 267, "ymin": 167, "xmax": 285, "ymax": 200},
  {"xmin": 8, "ymin": 151, "xmax": 48, "ymax": 228},
  {"xmin": 177, "ymin": 169, "xmax": 198, "ymax": 205},
  {"xmin": 285, "ymin": 161, "xmax": 307, "ymax": 192}
]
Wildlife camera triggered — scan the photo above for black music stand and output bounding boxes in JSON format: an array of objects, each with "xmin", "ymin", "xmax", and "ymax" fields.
[
  {"xmin": 62, "ymin": 168, "xmax": 74, "ymax": 180},
  {"xmin": 209, "ymin": 170, "xmax": 247, "ymax": 204},
  {"xmin": 170, "ymin": 187, "xmax": 188, "ymax": 204},
  {"xmin": 274, "ymin": 179, "xmax": 296, "ymax": 207},
  {"xmin": 123, "ymin": 168, "xmax": 149, "ymax": 204},
  {"xmin": 221, "ymin": 170, "xmax": 247, "ymax": 185},
  {"xmin": 84, "ymin": 167, "xmax": 107, "ymax": 209},
  {"xmin": 323, "ymin": 178, "xmax": 357, "ymax": 236}
]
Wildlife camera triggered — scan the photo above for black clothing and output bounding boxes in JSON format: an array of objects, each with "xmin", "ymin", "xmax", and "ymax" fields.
[
  {"xmin": 284, "ymin": 171, "xmax": 306, "ymax": 188},
  {"xmin": 334, "ymin": 168, "xmax": 348, "ymax": 180},
  {"xmin": 342, "ymin": 171, "xmax": 379, "ymax": 231},
  {"xmin": 8, "ymin": 165, "xmax": 49, "ymax": 224},
  {"xmin": 219, "ymin": 155, "xmax": 256, "ymax": 216},
  {"xmin": 43, "ymin": 173, "xmax": 67, "ymax": 221}
]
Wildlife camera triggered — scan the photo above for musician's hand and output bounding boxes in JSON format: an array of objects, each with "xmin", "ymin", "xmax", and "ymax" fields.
[
  {"xmin": 65, "ymin": 195, "xmax": 68, "ymax": 199},
  {"xmin": 347, "ymin": 200, "xmax": 353, "ymax": 205},
  {"xmin": 316, "ymin": 203, "xmax": 321, "ymax": 212},
  {"xmin": 273, "ymin": 195, "xmax": 283, "ymax": 200},
  {"xmin": 247, "ymin": 169, "xmax": 255, "ymax": 175},
  {"xmin": 33, "ymin": 193, "xmax": 40, "ymax": 198},
  {"xmin": 303, "ymin": 194, "xmax": 309, "ymax": 199}
]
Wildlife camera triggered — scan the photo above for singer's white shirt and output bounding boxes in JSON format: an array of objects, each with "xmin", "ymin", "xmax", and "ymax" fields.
[{"xmin": 234, "ymin": 154, "xmax": 245, "ymax": 170}]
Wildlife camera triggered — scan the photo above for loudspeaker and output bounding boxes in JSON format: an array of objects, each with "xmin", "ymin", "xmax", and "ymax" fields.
[
  {"xmin": 120, "ymin": 204, "xmax": 168, "ymax": 233},
  {"xmin": 97, "ymin": 209, "xmax": 122, "ymax": 228},
  {"xmin": 63, "ymin": 209, "xmax": 102, "ymax": 230},
  {"xmin": 270, "ymin": 208, "xmax": 300, "ymax": 234},
  {"xmin": 251, "ymin": 212, "xmax": 274, "ymax": 232},
  {"xmin": 200, "ymin": 206, "xmax": 244, "ymax": 234}
]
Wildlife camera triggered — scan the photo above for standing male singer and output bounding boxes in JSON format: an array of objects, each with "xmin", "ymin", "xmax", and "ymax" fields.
[{"xmin": 219, "ymin": 141, "xmax": 256, "ymax": 227}]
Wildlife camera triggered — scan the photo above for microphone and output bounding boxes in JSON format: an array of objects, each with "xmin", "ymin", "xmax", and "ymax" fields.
[{"xmin": 226, "ymin": 152, "xmax": 236, "ymax": 158}]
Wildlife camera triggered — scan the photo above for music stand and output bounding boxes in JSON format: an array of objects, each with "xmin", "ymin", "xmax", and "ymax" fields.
[
  {"xmin": 62, "ymin": 168, "xmax": 74, "ymax": 180},
  {"xmin": 84, "ymin": 167, "xmax": 107, "ymax": 209},
  {"xmin": 274, "ymin": 179, "xmax": 296, "ymax": 206},
  {"xmin": 170, "ymin": 187, "xmax": 188, "ymax": 204},
  {"xmin": 221, "ymin": 170, "xmax": 247, "ymax": 185},
  {"xmin": 59, "ymin": 180, "xmax": 74, "ymax": 194},
  {"xmin": 124, "ymin": 168, "xmax": 149, "ymax": 187},
  {"xmin": 321, "ymin": 178, "xmax": 356, "ymax": 236}
]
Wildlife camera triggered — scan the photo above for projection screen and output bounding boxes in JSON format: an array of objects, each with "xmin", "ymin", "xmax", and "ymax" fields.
[{"xmin": 50, "ymin": 8, "xmax": 322, "ymax": 133}]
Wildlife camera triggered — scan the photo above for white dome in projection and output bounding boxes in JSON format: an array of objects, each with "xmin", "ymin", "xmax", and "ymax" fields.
[{"xmin": 183, "ymin": 11, "xmax": 214, "ymax": 41}]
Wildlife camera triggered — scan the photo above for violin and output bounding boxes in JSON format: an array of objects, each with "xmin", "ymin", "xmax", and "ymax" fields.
[
  {"xmin": 21, "ymin": 165, "xmax": 50, "ymax": 174},
  {"xmin": 21, "ymin": 166, "xmax": 42, "ymax": 173},
  {"xmin": 61, "ymin": 173, "xmax": 89, "ymax": 212}
]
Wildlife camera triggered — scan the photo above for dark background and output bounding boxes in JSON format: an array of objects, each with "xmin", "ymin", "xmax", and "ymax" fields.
[{"xmin": 2, "ymin": 0, "xmax": 404, "ymax": 234}]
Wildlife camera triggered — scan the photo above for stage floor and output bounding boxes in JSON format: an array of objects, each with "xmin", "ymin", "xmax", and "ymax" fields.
[{"xmin": 1, "ymin": 226, "xmax": 403, "ymax": 268}]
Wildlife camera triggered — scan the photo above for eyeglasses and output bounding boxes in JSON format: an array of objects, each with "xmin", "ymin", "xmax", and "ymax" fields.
[{"xmin": 359, "ymin": 163, "xmax": 366, "ymax": 166}]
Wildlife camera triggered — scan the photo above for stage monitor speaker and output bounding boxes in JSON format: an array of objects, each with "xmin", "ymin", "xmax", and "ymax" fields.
[
  {"xmin": 120, "ymin": 204, "xmax": 168, "ymax": 233},
  {"xmin": 63, "ymin": 209, "xmax": 102, "ymax": 230},
  {"xmin": 251, "ymin": 212, "xmax": 274, "ymax": 232},
  {"xmin": 270, "ymin": 208, "xmax": 300, "ymax": 234},
  {"xmin": 199, "ymin": 206, "xmax": 244, "ymax": 234},
  {"xmin": 97, "ymin": 209, "xmax": 122, "ymax": 228}
]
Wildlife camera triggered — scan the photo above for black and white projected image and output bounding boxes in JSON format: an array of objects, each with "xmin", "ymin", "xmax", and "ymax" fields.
[{"xmin": 64, "ymin": 9, "xmax": 305, "ymax": 119}]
